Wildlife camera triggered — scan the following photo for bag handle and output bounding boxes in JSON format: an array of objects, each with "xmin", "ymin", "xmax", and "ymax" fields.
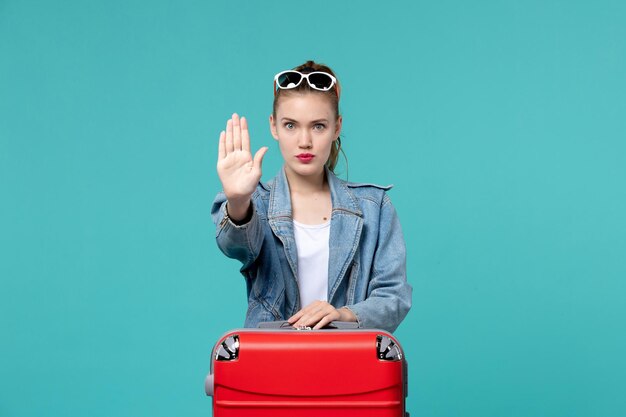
[{"xmin": 257, "ymin": 320, "xmax": 359, "ymax": 330}]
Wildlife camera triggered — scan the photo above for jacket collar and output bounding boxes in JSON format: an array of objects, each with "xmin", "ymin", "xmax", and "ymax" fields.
[
  {"xmin": 267, "ymin": 166, "xmax": 363, "ymax": 307},
  {"xmin": 267, "ymin": 166, "xmax": 293, "ymax": 220},
  {"xmin": 267, "ymin": 166, "xmax": 363, "ymax": 218}
]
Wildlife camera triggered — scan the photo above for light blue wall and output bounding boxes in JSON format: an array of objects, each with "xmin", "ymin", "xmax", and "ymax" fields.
[{"xmin": 1, "ymin": 1, "xmax": 625, "ymax": 416}]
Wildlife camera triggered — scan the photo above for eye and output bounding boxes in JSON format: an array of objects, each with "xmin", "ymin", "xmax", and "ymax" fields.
[
  {"xmin": 284, "ymin": 122, "xmax": 295, "ymax": 130},
  {"xmin": 313, "ymin": 123, "xmax": 326, "ymax": 131}
]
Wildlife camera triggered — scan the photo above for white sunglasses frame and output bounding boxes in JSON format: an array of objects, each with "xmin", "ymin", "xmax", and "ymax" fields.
[{"xmin": 273, "ymin": 70, "xmax": 338, "ymax": 93}]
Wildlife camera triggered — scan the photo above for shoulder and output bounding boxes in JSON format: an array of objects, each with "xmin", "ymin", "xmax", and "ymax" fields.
[
  {"xmin": 342, "ymin": 178, "xmax": 394, "ymax": 206},
  {"xmin": 326, "ymin": 169, "xmax": 395, "ymax": 208}
]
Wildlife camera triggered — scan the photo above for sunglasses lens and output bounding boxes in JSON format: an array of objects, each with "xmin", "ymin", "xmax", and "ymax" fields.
[
  {"xmin": 277, "ymin": 71, "xmax": 302, "ymax": 88},
  {"xmin": 307, "ymin": 73, "xmax": 334, "ymax": 90}
]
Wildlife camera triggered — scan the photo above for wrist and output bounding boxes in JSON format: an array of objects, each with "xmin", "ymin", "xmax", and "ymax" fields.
[
  {"xmin": 338, "ymin": 306, "xmax": 357, "ymax": 322},
  {"xmin": 226, "ymin": 198, "xmax": 252, "ymax": 223}
]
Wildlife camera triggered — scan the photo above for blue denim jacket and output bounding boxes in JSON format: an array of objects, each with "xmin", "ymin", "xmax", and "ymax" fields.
[{"xmin": 211, "ymin": 167, "xmax": 412, "ymax": 333}]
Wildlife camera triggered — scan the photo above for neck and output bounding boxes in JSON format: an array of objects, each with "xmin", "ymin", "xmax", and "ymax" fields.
[{"xmin": 284, "ymin": 166, "xmax": 327, "ymax": 194}]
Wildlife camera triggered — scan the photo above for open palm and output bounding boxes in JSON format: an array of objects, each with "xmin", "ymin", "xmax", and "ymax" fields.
[{"xmin": 217, "ymin": 113, "xmax": 268, "ymax": 201}]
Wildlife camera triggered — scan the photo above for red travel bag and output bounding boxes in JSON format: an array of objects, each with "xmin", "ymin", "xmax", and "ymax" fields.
[{"xmin": 205, "ymin": 321, "xmax": 408, "ymax": 417}]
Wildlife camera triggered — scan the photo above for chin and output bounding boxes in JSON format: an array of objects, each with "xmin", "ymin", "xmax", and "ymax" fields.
[{"xmin": 287, "ymin": 163, "xmax": 325, "ymax": 177}]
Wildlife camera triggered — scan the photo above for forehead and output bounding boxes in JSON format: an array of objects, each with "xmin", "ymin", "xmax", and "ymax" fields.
[{"xmin": 275, "ymin": 93, "xmax": 335, "ymax": 120}]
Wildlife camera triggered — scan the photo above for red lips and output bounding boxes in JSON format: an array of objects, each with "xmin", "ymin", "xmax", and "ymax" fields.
[{"xmin": 296, "ymin": 153, "xmax": 315, "ymax": 163}]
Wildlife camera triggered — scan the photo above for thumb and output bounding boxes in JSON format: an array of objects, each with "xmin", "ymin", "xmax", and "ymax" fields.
[{"xmin": 253, "ymin": 147, "xmax": 268, "ymax": 171}]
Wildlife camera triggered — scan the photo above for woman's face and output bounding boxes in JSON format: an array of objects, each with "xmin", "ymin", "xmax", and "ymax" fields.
[{"xmin": 270, "ymin": 92, "xmax": 342, "ymax": 180}]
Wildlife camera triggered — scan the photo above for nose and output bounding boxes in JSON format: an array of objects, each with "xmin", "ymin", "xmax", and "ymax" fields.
[{"xmin": 297, "ymin": 130, "xmax": 312, "ymax": 149}]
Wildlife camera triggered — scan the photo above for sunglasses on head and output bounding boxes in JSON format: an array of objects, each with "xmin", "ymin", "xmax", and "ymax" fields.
[{"xmin": 273, "ymin": 70, "xmax": 338, "ymax": 97}]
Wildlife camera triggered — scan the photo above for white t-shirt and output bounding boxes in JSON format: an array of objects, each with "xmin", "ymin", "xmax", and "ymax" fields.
[{"xmin": 293, "ymin": 219, "xmax": 330, "ymax": 308}]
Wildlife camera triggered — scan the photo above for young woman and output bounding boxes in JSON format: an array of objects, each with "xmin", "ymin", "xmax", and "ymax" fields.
[{"xmin": 211, "ymin": 61, "xmax": 411, "ymax": 333}]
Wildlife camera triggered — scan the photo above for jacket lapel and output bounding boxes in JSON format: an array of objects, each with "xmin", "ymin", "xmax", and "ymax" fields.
[
  {"xmin": 326, "ymin": 168, "xmax": 363, "ymax": 302},
  {"xmin": 267, "ymin": 168, "xmax": 299, "ymax": 283}
]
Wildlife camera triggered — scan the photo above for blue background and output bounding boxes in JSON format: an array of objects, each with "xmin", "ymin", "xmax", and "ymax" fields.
[{"xmin": 1, "ymin": 1, "xmax": 625, "ymax": 416}]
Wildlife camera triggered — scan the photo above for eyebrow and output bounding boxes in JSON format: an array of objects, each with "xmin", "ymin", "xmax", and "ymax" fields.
[{"xmin": 280, "ymin": 118, "xmax": 329, "ymax": 123}]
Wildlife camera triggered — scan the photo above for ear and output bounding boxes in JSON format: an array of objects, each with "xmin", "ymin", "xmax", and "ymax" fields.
[
  {"xmin": 269, "ymin": 114, "xmax": 279, "ymax": 140},
  {"xmin": 333, "ymin": 115, "xmax": 343, "ymax": 141}
]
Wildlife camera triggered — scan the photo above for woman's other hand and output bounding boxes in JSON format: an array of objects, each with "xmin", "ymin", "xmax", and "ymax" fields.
[
  {"xmin": 288, "ymin": 301, "xmax": 357, "ymax": 330},
  {"xmin": 217, "ymin": 113, "xmax": 268, "ymax": 221}
]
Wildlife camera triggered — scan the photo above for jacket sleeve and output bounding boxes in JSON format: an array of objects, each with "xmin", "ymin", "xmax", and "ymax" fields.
[
  {"xmin": 211, "ymin": 192, "xmax": 264, "ymax": 271},
  {"xmin": 345, "ymin": 194, "xmax": 412, "ymax": 333}
]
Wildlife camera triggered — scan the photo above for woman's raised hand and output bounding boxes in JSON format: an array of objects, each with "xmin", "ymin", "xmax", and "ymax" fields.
[{"xmin": 217, "ymin": 114, "xmax": 268, "ymax": 219}]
